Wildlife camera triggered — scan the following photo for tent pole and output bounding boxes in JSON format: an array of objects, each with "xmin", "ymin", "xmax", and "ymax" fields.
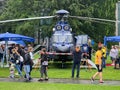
[{"xmin": 5, "ymin": 41, "xmax": 9, "ymax": 67}]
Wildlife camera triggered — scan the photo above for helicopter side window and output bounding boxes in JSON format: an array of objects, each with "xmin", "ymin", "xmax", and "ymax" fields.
[
  {"xmin": 67, "ymin": 35, "xmax": 73, "ymax": 43},
  {"xmin": 82, "ymin": 36, "xmax": 88, "ymax": 44},
  {"xmin": 53, "ymin": 35, "xmax": 58, "ymax": 43},
  {"xmin": 76, "ymin": 37, "xmax": 82, "ymax": 45}
]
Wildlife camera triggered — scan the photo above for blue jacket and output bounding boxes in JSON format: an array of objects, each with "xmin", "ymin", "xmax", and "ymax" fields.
[{"xmin": 72, "ymin": 50, "xmax": 82, "ymax": 63}]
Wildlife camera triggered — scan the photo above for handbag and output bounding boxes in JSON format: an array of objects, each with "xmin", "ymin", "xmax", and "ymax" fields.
[
  {"xmin": 19, "ymin": 56, "xmax": 24, "ymax": 62},
  {"xmin": 30, "ymin": 60, "xmax": 34, "ymax": 66}
]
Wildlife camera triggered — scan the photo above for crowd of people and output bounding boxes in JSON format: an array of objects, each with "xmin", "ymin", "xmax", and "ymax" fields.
[
  {"xmin": 72, "ymin": 44, "xmax": 120, "ymax": 83},
  {"xmin": 0, "ymin": 42, "xmax": 120, "ymax": 83},
  {"xmin": 0, "ymin": 43, "xmax": 49, "ymax": 82},
  {"xmin": 8, "ymin": 44, "xmax": 34, "ymax": 82}
]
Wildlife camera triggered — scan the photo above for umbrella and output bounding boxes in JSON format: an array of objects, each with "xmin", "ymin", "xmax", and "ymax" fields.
[
  {"xmin": 0, "ymin": 32, "xmax": 34, "ymax": 42},
  {"xmin": 0, "ymin": 41, "xmax": 16, "ymax": 45},
  {"xmin": 0, "ymin": 32, "xmax": 34, "ymax": 67},
  {"xmin": 0, "ymin": 41, "xmax": 26, "ymax": 46},
  {"xmin": 87, "ymin": 59, "xmax": 97, "ymax": 69}
]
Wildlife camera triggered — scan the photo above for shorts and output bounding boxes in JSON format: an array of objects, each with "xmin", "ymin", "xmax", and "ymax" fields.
[
  {"xmin": 96, "ymin": 64, "xmax": 102, "ymax": 72},
  {"xmin": 111, "ymin": 57, "xmax": 116, "ymax": 61}
]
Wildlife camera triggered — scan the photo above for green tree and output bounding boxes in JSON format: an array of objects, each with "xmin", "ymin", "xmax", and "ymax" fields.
[{"xmin": 0, "ymin": 0, "xmax": 119, "ymax": 46}]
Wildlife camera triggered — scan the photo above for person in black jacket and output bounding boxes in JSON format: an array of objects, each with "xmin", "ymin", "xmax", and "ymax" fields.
[
  {"xmin": 24, "ymin": 47, "xmax": 33, "ymax": 82},
  {"xmin": 11, "ymin": 48, "xmax": 23, "ymax": 78},
  {"xmin": 38, "ymin": 48, "xmax": 48, "ymax": 81},
  {"xmin": 72, "ymin": 46, "xmax": 82, "ymax": 78}
]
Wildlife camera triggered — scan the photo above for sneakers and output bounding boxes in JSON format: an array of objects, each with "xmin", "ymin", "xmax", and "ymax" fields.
[
  {"xmin": 38, "ymin": 78, "xmax": 44, "ymax": 81},
  {"xmin": 91, "ymin": 77, "xmax": 94, "ymax": 82},
  {"xmin": 9, "ymin": 76, "xmax": 14, "ymax": 79},
  {"xmin": 24, "ymin": 79, "xmax": 30, "ymax": 82},
  {"xmin": 45, "ymin": 77, "xmax": 49, "ymax": 81},
  {"xmin": 99, "ymin": 81, "xmax": 104, "ymax": 83},
  {"xmin": 111, "ymin": 63, "xmax": 114, "ymax": 66},
  {"xmin": 38, "ymin": 78, "xmax": 49, "ymax": 81}
]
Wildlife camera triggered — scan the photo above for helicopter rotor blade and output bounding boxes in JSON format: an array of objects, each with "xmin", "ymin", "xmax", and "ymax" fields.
[
  {"xmin": 0, "ymin": 16, "xmax": 55, "ymax": 23},
  {"xmin": 69, "ymin": 16, "xmax": 118, "ymax": 23}
]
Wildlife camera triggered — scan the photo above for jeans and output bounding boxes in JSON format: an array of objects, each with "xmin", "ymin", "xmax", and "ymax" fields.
[
  {"xmin": 20, "ymin": 62, "xmax": 23, "ymax": 71},
  {"xmin": 72, "ymin": 61, "xmax": 80, "ymax": 78},
  {"xmin": 24, "ymin": 65, "xmax": 30, "ymax": 80},
  {"xmin": 15, "ymin": 64, "xmax": 22, "ymax": 77},
  {"xmin": 102, "ymin": 57, "xmax": 106, "ymax": 68}
]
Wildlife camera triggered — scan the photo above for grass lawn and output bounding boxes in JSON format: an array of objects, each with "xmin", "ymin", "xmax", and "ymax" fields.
[
  {"xmin": 0, "ymin": 54, "xmax": 120, "ymax": 80},
  {"xmin": 0, "ymin": 66, "xmax": 120, "ymax": 80},
  {"xmin": 0, "ymin": 56, "xmax": 120, "ymax": 90},
  {"xmin": 0, "ymin": 82, "xmax": 120, "ymax": 90}
]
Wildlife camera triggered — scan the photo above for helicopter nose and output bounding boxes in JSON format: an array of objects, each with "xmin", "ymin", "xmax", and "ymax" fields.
[{"xmin": 57, "ymin": 45, "xmax": 69, "ymax": 52}]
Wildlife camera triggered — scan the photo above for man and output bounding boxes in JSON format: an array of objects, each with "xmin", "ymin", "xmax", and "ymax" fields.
[
  {"xmin": 102, "ymin": 46, "xmax": 107, "ymax": 68},
  {"xmin": 38, "ymin": 48, "xmax": 48, "ymax": 81},
  {"xmin": 91, "ymin": 47, "xmax": 104, "ymax": 83},
  {"xmin": 24, "ymin": 47, "xmax": 33, "ymax": 82},
  {"xmin": 72, "ymin": 46, "xmax": 82, "ymax": 78}
]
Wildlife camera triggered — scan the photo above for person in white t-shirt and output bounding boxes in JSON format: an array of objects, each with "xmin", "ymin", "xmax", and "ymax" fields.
[{"xmin": 110, "ymin": 46, "xmax": 117, "ymax": 66}]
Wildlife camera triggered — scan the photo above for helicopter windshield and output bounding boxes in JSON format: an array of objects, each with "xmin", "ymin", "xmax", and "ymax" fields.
[{"xmin": 53, "ymin": 34, "xmax": 73, "ymax": 43}]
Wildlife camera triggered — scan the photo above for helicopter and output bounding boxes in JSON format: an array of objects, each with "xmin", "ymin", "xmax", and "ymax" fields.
[
  {"xmin": 0, "ymin": 9, "xmax": 118, "ymax": 64},
  {"xmin": 47, "ymin": 10, "xmax": 75, "ymax": 62}
]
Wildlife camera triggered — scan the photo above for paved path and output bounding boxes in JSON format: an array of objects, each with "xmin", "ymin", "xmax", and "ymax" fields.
[{"xmin": 0, "ymin": 78, "xmax": 120, "ymax": 86}]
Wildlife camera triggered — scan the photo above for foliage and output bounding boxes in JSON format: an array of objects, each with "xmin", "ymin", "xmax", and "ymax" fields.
[{"xmin": 0, "ymin": 0, "xmax": 119, "ymax": 46}]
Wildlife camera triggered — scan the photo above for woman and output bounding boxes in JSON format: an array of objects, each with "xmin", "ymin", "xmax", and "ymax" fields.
[{"xmin": 12, "ymin": 47, "xmax": 23, "ymax": 78}]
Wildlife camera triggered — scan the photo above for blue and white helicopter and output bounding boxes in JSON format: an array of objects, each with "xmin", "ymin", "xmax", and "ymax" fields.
[{"xmin": 0, "ymin": 9, "xmax": 117, "ymax": 63}]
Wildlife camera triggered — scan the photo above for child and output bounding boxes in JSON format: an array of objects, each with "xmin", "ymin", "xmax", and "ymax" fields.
[
  {"xmin": 9, "ymin": 64, "xmax": 15, "ymax": 79},
  {"xmin": 38, "ymin": 48, "xmax": 48, "ymax": 81}
]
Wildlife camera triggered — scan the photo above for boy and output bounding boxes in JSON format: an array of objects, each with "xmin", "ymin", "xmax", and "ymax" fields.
[
  {"xmin": 91, "ymin": 47, "xmax": 104, "ymax": 83},
  {"xmin": 38, "ymin": 48, "xmax": 48, "ymax": 81}
]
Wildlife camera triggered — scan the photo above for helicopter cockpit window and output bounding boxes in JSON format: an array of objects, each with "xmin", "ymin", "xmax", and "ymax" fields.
[
  {"xmin": 53, "ymin": 34, "xmax": 73, "ymax": 43},
  {"xmin": 56, "ymin": 25, "xmax": 62, "ymax": 30},
  {"xmin": 63, "ymin": 25, "xmax": 70, "ymax": 30}
]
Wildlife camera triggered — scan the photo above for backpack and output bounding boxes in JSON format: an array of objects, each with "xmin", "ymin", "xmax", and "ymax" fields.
[
  {"xmin": 24, "ymin": 53, "xmax": 34, "ymax": 66},
  {"xmin": 25, "ymin": 53, "xmax": 30, "ymax": 61}
]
